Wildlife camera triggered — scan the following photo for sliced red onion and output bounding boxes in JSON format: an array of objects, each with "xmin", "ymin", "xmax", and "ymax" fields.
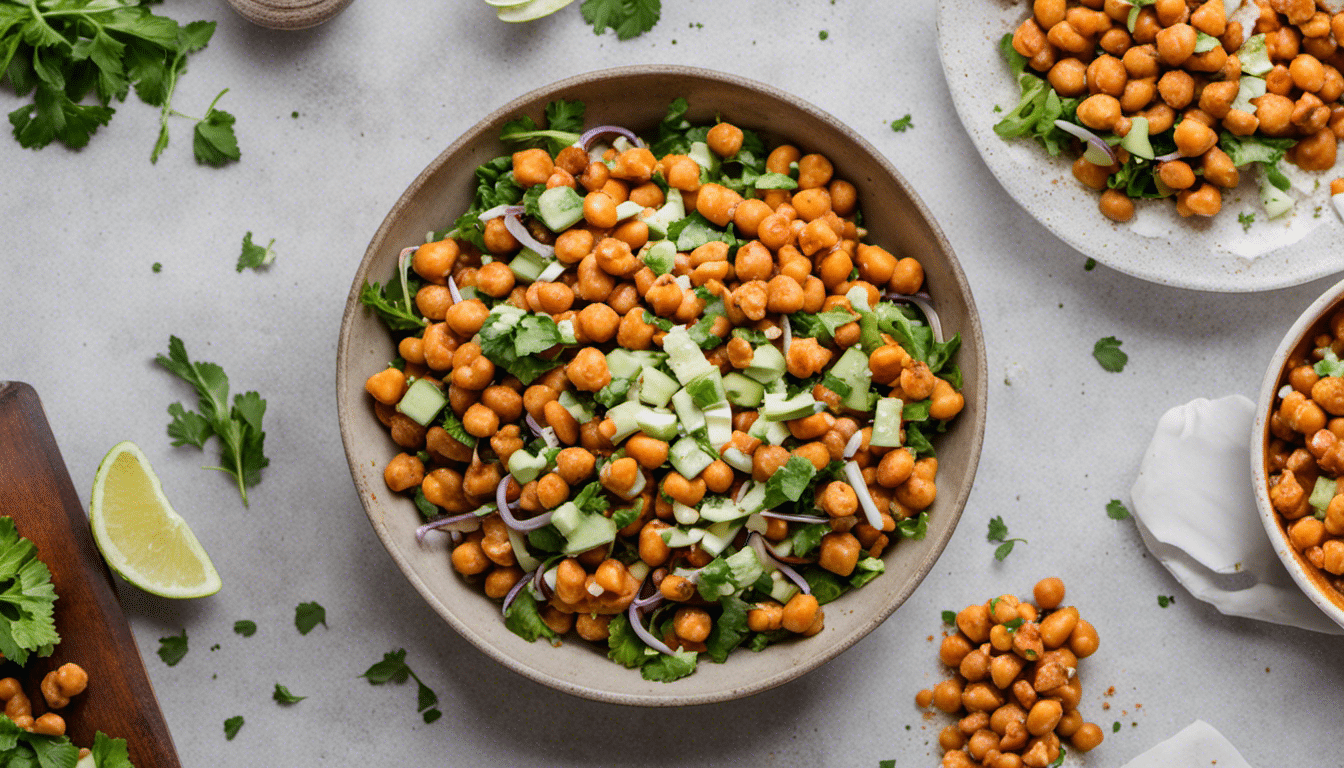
[
  {"xmin": 504, "ymin": 213, "xmax": 555, "ymax": 260},
  {"xmin": 496, "ymin": 475, "xmax": 555, "ymax": 531},
  {"xmin": 735, "ymin": 481, "xmax": 753, "ymax": 504},
  {"xmin": 627, "ymin": 598, "xmax": 676, "ymax": 655},
  {"xmin": 781, "ymin": 315, "xmax": 792, "ymax": 356},
  {"xmin": 748, "ymin": 533, "xmax": 811, "ymax": 596},
  {"xmin": 540, "ymin": 426, "xmax": 559, "ymax": 449},
  {"xmin": 399, "ymin": 245, "xmax": 418, "ymax": 262},
  {"xmin": 1155, "ymin": 150, "xmax": 1182, "ymax": 162},
  {"xmin": 532, "ymin": 564, "xmax": 552, "ymax": 600},
  {"xmin": 579, "ymin": 125, "xmax": 644, "ymax": 151},
  {"xmin": 525, "ymin": 413, "xmax": 544, "ymax": 437},
  {"xmin": 884, "ymin": 292, "xmax": 944, "ymax": 343},
  {"xmin": 1053, "ymin": 120, "xmax": 1117, "ymax": 166},
  {"xmin": 501, "ymin": 570, "xmax": 535, "ymax": 615},
  {"xmin": 633, "ymin": 587, "xmax": 663, "ymax": 610},
  {"xmin": 415, "ymin": 510, "xmax": 483, "ymax": 543},
  {"xmin": 844, "ymin": 460, "xmax": 884, "ymax": 530},
  {"xmin": 446, "ymin": 275, "xmax": 462, "ymax": 305},
  {"xmin": 478, "ymin": 204, "xmax": 523, "ymax": 222},
  {"xmin": 449, "ymin": 530, "xmax": 463, "ymax": 545},
  {"xmin": 842, "ymin": 430, "xmax": 864, "ymax": 459},
  {"xmin": 495, "ymin": 475, "xmax": 519, "ymax": 511},
  {"xmin": 760, "ymin": 510, "xmax": 830, "ymax": 524}
]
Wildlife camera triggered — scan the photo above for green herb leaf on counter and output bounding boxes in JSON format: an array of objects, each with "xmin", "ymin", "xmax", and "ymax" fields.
[
  {"xmin": 986, "ymin": 516, "xmax": 1027, "ymax": 561},
  {"xmin": 580, "ymin": 0, "xmax": 662, "ymax": 41},
  {"xmin": 1113, "ymin": 721, "xmax": 1122, "ymax": 733},
  {"xmin": 224, "ymin": 715, "xmax": 244, "ymax": 741},
  {"xmin": 880, "ymin": 761, "xmax": 896, "ymax": 768},
  {"xmin": 272, "ymin": 683, "xmax": 305, "ymax": 704},
  {"xmin": 362, "ymin": 648, "xmax": 441, "ymax": 723},
  {"xmin": 1157, "ymin": 594, "xmax": 1175, "ymax": 608},
  {"xmin": 153, "ymin": 262, "xmax": 163, "ymax": 273},
  {"xmin": 890, "ymin": 114, "xmax": 913, "ymax": 133},
  {"xmin": 0, "ymin": 518, "xmax": 60, "ymax": 666},
  {"xmin": 157, "ymin": 629, "xmax": 188, "ymax": 666},
  {"xmin": 1093, "ymin": 336, "xmax": 1128, "ymax": 373},
  {"xmin": 156, "ymin": 335, "xmax": 270, "ymax": 506},
  {"xmin": 1084, "ymin": 258, "xmax": 1096, "ymax": 271},
  {"xmin": 192, "ymin": 89, "xmax": 239, "ymax": 166},
  {"xmin": 819, "ymin": 30, "xmax": 829, "ymax": 40},
  {"xmin": 1239, "ymin": 212, "xmax": 1255, "ymax": 232},
  {"xmin": 295, "ymin": 601, "xmax": 326, "ymax": 634},
  {"xmin": 941, "ymin": 610, "xmax": 956, "ymax": 624},
  {"xmin": 237, "ymin": 232, "xmax": 276, "ymax": 272},
  {"xmin": 1106, "ymin": 500, "xmax": 1131, "ymax": 520}
]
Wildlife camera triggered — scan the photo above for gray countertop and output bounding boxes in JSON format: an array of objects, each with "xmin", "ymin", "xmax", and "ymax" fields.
[{"xmin": 1, "ymin": 0, "xmax": 1340, "ymax": 765}]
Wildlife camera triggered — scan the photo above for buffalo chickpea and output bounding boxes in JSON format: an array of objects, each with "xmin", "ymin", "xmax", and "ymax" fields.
[
  {"xmin": 412, "ymin": 239, "xmax": 459, "ymax": 283},
  {"xmin": 707, "ymin": 122, "xmax": 744, "ymax": 157},
  {"xmin": 1098, "ymin": 189, "xmax": 1134, "ymax": 222},
  {"xmin": 512, "ymin": 148, "xmax": 553, "ymax": 187}
]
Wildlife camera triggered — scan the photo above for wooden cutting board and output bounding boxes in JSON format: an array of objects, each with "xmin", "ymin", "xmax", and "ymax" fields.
[{"xmin": 0, "ymin": 382, "xmax": 181, "ymax": 766}]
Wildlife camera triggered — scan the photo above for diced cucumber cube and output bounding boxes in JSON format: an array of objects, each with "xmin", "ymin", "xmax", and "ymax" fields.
[
  {"xmin": 722, "ymin": 372, "xmax": 764, "ymax": 408},
  {"xmin": 549, "ymin": 502, "xmax": 583, "ymax": 537},
  {"xmin": 558, "ymin": 390, "xmax": 594, "ymax": 425},
  {"xmin": 699, "ymin": 495, "xmax": 746, "ymax": 523},
  {"xmin": 663, "ymin": 326, "xmax": 715, "ymax": 384},
  {"xmin": 725, "ymin": 547, "xmax": 763, "ymax": 590},
  {"xmin": 829, "ymin": 346, "xmax": 873, "ymax": 411},
  {"xmin": 704, "ymin": 402, "xmax": 733, "ymax": 450},
  {"xmin": 607, "ymin": 401, "xmax": 647, "ymax": 444},
  {"xmin": 721, "ymin": 446, "xmax": 754, "ymax": 473},
  {"xmin": 509, "ymin": 248, "xmax": 550, "ymax": 283},
  {"xmin": 639, "ymin": 190, "xmax": 685, "ymax": 240},
  {"xmin": 737, "ymin": 482, "xmax": 767, "ymax": 514},
  {"xmin": 761, "ymin": 392, "xmax": 818, "ymax": 422},
  {"xmin": 671, "ymin": 388, "xmax": 706, "ymax": 435},
  {"xmin": 396, "ymin": 377, "xmax": 446, "ymax": 426},
  {"xmin": 673, "ymin": 501, "xmax": 700, "ymax": 525},
  {"xmin": 507, "ymin": 527, "xmax": 541, "ymax": 572},
  {"xmin": 606, "ymin": 349, "xmax": 644, "ymax": 380},
  {"xmin": 768, "ymin": 570, "xmax": 800, "ymax": 603},
  {"xmin": 562, "ymin": 514, "xmax": 617, "ymax": 555},
  {"xmin": 537, "ymin": 186, "xmax": 585, "ymax": 232},
  {"xmin": 614, "ymin": 200, "xmax": 644, "ymax": 222},
  {"xmin": 688, "ymin": 141, "xmax": 719, "ymax": 174},
  {"xmin": 744, "ymin": 343, "xmax": 786, "ymax": 384},
  {"xmin": 635, "ymin": 408, "xmax": 679, "ymax": 441},
  {"xmin": 683, "ymin": 370, "xmax": 726, "ymax": 408},
  {"xmin": 660, "ymin": 526, "xmax": 705, "ymax": 548},
  {"xmin": 700, "ymin": 521, "xmax": 744, "ymax": 556},
  {"xmin": 669, "ymin": 435, "xmax": 715, "ymax": 479},
  {"xmin": 508, "ymin": 450, "xmax": 547, "ymax": 484},
  {"xmin": 870, "ymin": 397, "xmax": 904, "ymax": 448},
  {"xmin": 747, "ymin": 416, "xmax": 790, "ymax": 446},
  {"xmin": 639, "ymin": 366, "xmax": 680, "ymax": 408}
]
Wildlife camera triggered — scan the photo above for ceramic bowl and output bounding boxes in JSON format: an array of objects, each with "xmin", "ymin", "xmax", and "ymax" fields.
[
  {"xmin": 336, "ymin": 65, "xmax": 988, "ymax": 705},
  {"xmin": 1252, "ymin": 277, "xmax": 1344, "ymax": 631}
]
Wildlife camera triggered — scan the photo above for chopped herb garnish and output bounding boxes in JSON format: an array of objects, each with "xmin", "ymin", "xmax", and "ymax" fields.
[
  {"xmin": 1084, "ymin": 258, "xmax": 1096, "ymax": 271},
  {"xmin": 157, "ymin": 335, "xmax": 269, "ymax": 506},
  {"xmin": 889, "ymin": 114, "xmax": 913, "ymax": 133},
  {"xmin": 157, "ymin": 629, "xmax": 188, "ymax": 666},
  {"xmin": 295, "ymin": 601, "xmax": 327, "ymax": 635},
  {"xmin": 1106, "ymin": 499, "xmax": 1131, "ymax": 520},
  {"xmin": 272, "ymin": 684, "xmax": 305, "ymax": 704},
  {"xmin": 1157, "ymin": 594, "xmax": 1175, "ymax": 608},
  {"xmin": 1093, "ymin": 336, "xmax": 1128, "ymax": 373},
  {"xmin": 819, "ymin": 30, "xmax": 829, "ymax": 40},
  {"xmin": 224, "ymin": 715, "xmax": 244, "ymax": 740},
  {"xmin": 237, "ymin": 232, "xmax": 277, "ymax": 272},
  {"xmin": 362, "ymin": 648, "xmax": 441, "ymax": 723},
  {"xmin": 941, "ymin": 610, "xmax": 957, "ymax": 624},
  {"xmin": 580, "ymin": 0, "xmax": 662, "ymax": 40},
  {"xmin": 1238, "ymin": 211, "xmax": 1255, "ymax": 232},
  {"xmin": 1113, "ymin": 721, "xmax": 1122, "ymax": 733},
  {"xmin": 152, "ymin": 262, "xmax": 163, "ymax": 273},
  {"xmin": 986, "ymin": 516, "xmax": 1027, "ymax": 561}
]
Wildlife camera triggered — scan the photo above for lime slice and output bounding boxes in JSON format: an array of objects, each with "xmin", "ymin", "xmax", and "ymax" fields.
[{"xmin": 90, "ymin": 441, "xmax": 222, "ymax": 598}]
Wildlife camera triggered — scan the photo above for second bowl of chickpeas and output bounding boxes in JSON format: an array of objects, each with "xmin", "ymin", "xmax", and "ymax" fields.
[
  {"xmin": 336, "ymin": 65, "xmax": 987, "ymax": 705},
  {"xmin": 1254, "ymin": 276, "xmax": 1344, "ymax": 632}
]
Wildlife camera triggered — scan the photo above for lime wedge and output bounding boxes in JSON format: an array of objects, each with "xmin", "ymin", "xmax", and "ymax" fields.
[{"xmin": 90, "ymin": 441, "xmax": 222, "ymax": 598}]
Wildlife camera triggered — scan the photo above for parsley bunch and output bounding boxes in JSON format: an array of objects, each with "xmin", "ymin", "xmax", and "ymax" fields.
[
  {"xmin": 0, "ymin": 518, "xmax": 59, "ymax": 666},
  {"xmin": 0, "ymin": 0, "xmax": 239, "ymax": 163}
]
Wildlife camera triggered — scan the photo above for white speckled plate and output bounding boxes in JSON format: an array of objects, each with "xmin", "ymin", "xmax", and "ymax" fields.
[{"xmin": 936, "ymin": 0, "xmax": 1344, "ymax": 293}]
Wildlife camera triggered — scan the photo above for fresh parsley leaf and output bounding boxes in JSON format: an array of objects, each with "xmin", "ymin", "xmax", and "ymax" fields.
[
  {"xmin": 1084, "ymin": 258, "xmax": 1096, "ymax": 271},
  {"xmin": 896, "ymin": 511, "xmax": 928, "ymax": 540},
  {"xmin": 223, "ymin": 715, "xmax": 244, "ymax": 741},
  {"xmin": 606, "ymin": 613, "xmax": 648, "ymax": 668},
  {"xmin": 1113, "ymin": 721, "xmax": 1122, "ymax": 733},
  {"xmin": 889, "ymin": 114, "xmax": 913, "ymax": 132},
  {"xmin": 295, "ymin": 601, "xmax": 326, "ymax": 635},
  {"xmin": 1106, "ymin": 500, "xmax": 1131, "ymax": 520},
  {"xmin": 233, "ymin": 619, "xmax": 257, "ymax": 637},
  {"xmin": 504, "ymin": 589, "xmax": 559, "ymax": 644},
  {"xmin": 1238, "ymin": 211, "xmax": 1255, "ymax": 232},
  {"xmin": 580, "ymin": 0, "xmax": 662, "ymax": 40},
  {"xmin": 91, "ymin": 730, "xmax": 133, "ymax": 768},
  {"xmin": 156, "ymin": 335, "xmax": 269, "ymax": 506},
  {"xmin": 236, "ymin": 232, "xmax": 276, "ymax": 272},
  {"xmin": 0, "ymin": 518, "xmax": 59, "ymax": 666},
  {"xmin": 272, "ymin": 684, "xmax": 305, "ymax": 704},
  {"xmin": 986, "ymin": 516, "xmax": 1027, "ymax": 561},
  {"xmin": 153, "ymin": 262, "xmax": 162, "ymax": 272},
  {"xmin": 790, "ymin": 523, "xmax": 829, "ymax": 558},
  {"xmin": 819, "ymin": 29, "xmax": 829, "ymax": 40},
  {"xmin": 803, "ymin": 567, "xmax": 847, "ymax": 605},
  {"xmin": 192, "ymin": 88, "xmax": 239, "ymax": 166},
  {"xmin": 362, "ymin": 648, "xmax": 439, "ymax": 721},
  {"xmin": 762, "ymin": 456, "xmax": 817, "ymax": 509},
  {"xmin": 705, "ymin": 595, "xmax": 751, "ymax": 663},
  {"xmin": 992, "ymin": 34, "xmax": 1078, "ymax": 156},
  {"xmin": 1093, "ymin": 336, "xmax": 1128, "ymax": 372},
  {"xmin": 641, "ymin": 648, "xmax": 697, "ymax": 682},
  {"xmin": 941, "ymin": 610, "xmax": 956, "ymax": 624},
  {"xmin": 1316, "ymin": 348, "xmax": 1344, "ymax": 378},
  {"xmin": 880, "ymin": 761, "xmax": 896, "ymax": 768},
  {"xmin": 157, "ymin": 629, "xmax": 188, "ymax": 666},
  {"xmin": 477, "ymin": 305, "xmax": 565, "ymax": 385},
  {"xmin": 849, "ymin": 557, "xmax": 885, "ymax": 588},
  {"xmin": 0, "ymin": 717, "xmax": 81, "ymax": 767},
  {"xmin": 1157, "ymin": 594, "xmax": 1175, "ymax": 608}
]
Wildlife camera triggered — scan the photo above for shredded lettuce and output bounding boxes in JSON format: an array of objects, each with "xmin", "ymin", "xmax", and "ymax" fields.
[
  {"xmin": 477, "ymin": 305, "xmax": 565, "ymax": 385},
  {"xmin": 606, "ymin": 613, "xmax": 649, "ymax": 668},
  {"xmin": 992, "ymin": 34, "xmax": 1079, "ymax": 156},
  {"xmin": 499, "ymin": 99, "xmax": 585, "ymax": 156},
  {"xmin": 761, "ymin": 456, "xmax": 817, "ymax": 509}
]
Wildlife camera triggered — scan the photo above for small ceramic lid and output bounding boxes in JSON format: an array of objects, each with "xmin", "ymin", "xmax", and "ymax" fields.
[{"xmin": 224, "ymin": 0, "xmax": 353, "ymax": 30}]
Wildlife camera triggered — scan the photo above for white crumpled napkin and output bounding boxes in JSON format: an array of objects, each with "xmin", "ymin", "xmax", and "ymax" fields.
[
  {"xmin": 1129, "ymin": 395, "xmax": 1344, "ymax": 635},
  {"xmin": 1120, "ymin": 720, "xmax": 1254, "ymax": 768}
]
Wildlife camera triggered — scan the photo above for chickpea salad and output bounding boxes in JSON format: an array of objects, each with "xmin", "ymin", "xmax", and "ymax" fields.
[
  {"xmin": 359, "ymin": 98, "xmax": 965, "ymax": 682},
  {"xmin": 999, "ymin": 0, "xmax": 1344, "ymax": 224}
]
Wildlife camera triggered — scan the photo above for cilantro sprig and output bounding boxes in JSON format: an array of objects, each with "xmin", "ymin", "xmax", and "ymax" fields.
[
  {"xmin": 580, "ymin": 0, "xmax": 661, "ymax": 40},
  {"xmin": 0, "ymin": 518, "xmax": 59, "ymax": 666},
  {"xmin": 237, "ymin": 232, "xmax": 277, "ymax": 272},
  {"xmin": 157, "ymin": 629, "xmax": 188, "ymax": 666},
  {"xmin": 986, "ymin": 516, "xmax": 1027, "ymax": 561},
  {"xmin": 156, "ymin": 335, "xmax": 270, "ymax": 506},
  {"xmin": 2, "ymin": 2, "xmax": 237, "ymax": 163},
  {"xmin": 295, "ymin": 601, "xmax": 326, "ymax": 635},
  {"xmin": 362, "ymin": 648, "xmax": 441, "ymax": 724},
  {"xmin": 1093, "ymin": 336, "xmax": 1128, "ymax": 372},
  {"xmin": 272, "ymin": 683, "xmax": 305, "ymax": 704}
]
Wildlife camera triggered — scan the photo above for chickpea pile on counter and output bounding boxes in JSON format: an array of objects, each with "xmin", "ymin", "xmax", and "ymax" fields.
[
  {"xmin": 1267, "ymin": 309, "xmax": 1344, "ymax": 593},
  {"xmin": 917, "ymin": 578, "xmax": 1103, "ymax": 768},
  {"xmin": 1008, "ymin": 0, "xmax": 1344, "ymax": 223},
  {"xmin": 362, "ymin": 98, "xmax": 967, "ymax": 680}
]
